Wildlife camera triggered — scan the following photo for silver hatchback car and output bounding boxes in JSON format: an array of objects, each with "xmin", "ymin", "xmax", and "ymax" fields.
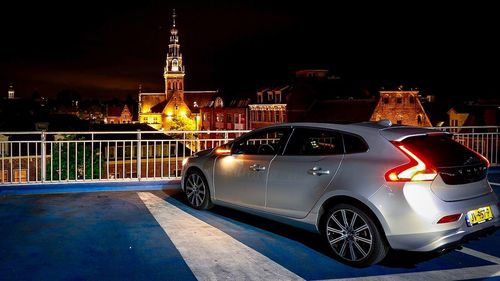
[{"xmin": 181, "ymin": 122, "xmax": 499, "ymax": 266}]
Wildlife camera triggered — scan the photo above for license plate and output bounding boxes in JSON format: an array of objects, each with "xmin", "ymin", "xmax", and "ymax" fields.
[{"xmin": 466, "ymin": 206, "xmax": 493, "ymax": 227}]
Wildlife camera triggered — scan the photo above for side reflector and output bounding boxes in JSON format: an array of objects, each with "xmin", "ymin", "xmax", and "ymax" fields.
[
  {"xmin": 215, "ymin": 148, "xmax": 231, "ymax": 155},
  {"xmin": 437, "ymin": 214, "xmax": 462, "ymax": 224}
]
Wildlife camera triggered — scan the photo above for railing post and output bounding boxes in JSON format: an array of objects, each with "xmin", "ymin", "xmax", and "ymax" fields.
[
  {"xmin": 41, "ymin": 131, "xmax": 46, "ymax": 183},
  {"xmin": 137, "ymin": 130, "xmax": 141, "ymax": 181}
]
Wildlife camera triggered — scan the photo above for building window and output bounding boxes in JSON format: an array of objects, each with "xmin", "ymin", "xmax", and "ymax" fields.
[
  {"xmin": 397, "ymin": 120, "xmax": 402, "ymax": 125},
  {"xmin": 257, "ymin": 93, "xmax": 263, "ymax": 103},
  {"xmin": 275, "ymin": 111, "xmax": 280, "ymax": 123},
  {"xmin": 383, "ymin": 96, "xmax": 389, "ymax": 104},
  {"xmin": 216, "ymin": 113, "xmax": 224, "ymax": 123},
  {"xmin": 409, "ymin": 95, "xmax": 415, "ymax": 104},
  {"xmin": 396, "ymin": 97, "xmax": 402, "ymax": 104},
  {"xmin": 276, "ymin": 93, "xmax": 281, "ymax": 103},
  {"xmin": 417, "ymin": 115, "xmax": 422, "ymax": 125},
  {"xmin": 226, "ymin": 113, "xmax": 232, "ymax": 124},
  {"xmin": 268, "ymin": 92, "xmax": 274, "ymax": 102}
]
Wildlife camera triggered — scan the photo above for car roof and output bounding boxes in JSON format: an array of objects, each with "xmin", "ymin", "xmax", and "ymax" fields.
[{"xmin": 260, "ymin": 122, "xmax": 447, "ymax": 141}]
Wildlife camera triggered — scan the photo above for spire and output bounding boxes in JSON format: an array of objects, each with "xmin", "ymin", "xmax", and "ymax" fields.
[
  {"xmin": 165, "ymin": 8, "xmax": 183, "ymax": 74},
  {"xmin": 172, "ymin": 9, "xmax": 176, "ymax": 27}
]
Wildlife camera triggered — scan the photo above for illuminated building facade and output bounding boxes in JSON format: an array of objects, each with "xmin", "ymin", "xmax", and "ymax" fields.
[
  {"xmin": 249, "ymin": 86, "xmax": 289, "ymax": 129},
  {"xmin": 106, "ymin": 104, "xmax": 133, "ymax": 124},
  {"xmin": 370, "ymin": 89, "xmax": 432, "ymax": 127},
  {"xmin": 199, "ymin": 97, "xmax": 250, "ymax": 131}
]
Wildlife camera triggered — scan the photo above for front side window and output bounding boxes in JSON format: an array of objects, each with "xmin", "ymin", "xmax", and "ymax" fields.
[
  {"xmin": 285, "ymin": 128, "xmax": 343, "ymax": 155},
  {"xmin": 232, "ymin": 128, "xmax": 290, "ymax": 155}
]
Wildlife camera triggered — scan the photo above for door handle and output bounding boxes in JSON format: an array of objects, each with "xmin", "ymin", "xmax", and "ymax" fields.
[
  {"xmin": 308, "ymin": 167, "xmax": 330, "ymax": 176},
  {"xmin": 250, "ymin": 164, "xmax": 266, "ymax": 171}
]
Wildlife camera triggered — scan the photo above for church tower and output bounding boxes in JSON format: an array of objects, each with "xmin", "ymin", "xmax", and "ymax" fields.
[
  {"xmin": 8, "ymin": 83, "xmax": 15, "ymax": 99},
  {"xmin": 164, "ymin": 9, "xmax": 186, "ymax": 117}
]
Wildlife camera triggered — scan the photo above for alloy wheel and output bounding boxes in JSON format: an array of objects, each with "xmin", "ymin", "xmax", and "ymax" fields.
[
  {"xmin": 185, "ymin": 173, "xmax": 206, "ymax": 207},
  {"xmin": 326, "ymin": 209, "xmax": 373, "ymax": 262}
]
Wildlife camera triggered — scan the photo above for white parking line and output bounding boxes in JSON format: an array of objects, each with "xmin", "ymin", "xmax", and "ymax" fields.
[
  {"xmin": 316, "ymin": 264, "xmax": 500, "ymax": 281},
  {"xmin": 138, "ymin": 192, "xmax": 304, "ymax": 281},
  {"xmin": 459, "ymin": 247, "xmax": 500, "ymax": 265}
]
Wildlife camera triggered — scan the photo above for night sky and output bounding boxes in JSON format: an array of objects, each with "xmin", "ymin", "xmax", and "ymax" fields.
[{"xmin": 1, "ymin": 1, "xmax": 499, "ymax": 100}]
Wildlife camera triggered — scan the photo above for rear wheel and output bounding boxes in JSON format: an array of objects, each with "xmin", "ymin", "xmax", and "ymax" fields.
[
  {"xmin": 324, "ymin": 203, "xmax": 388, "ymax": 267},
  {"xmin": 184, "ymin": 170, "xmax": 213, "ymax": 210}
]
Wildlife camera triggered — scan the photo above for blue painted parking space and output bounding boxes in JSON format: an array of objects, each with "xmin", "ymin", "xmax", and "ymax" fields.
[{"xmin": 0, "ymin": 192, "xmax": 196, "ymax": 281}]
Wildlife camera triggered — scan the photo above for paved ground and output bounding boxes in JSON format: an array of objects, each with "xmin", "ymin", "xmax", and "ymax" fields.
[{"xmin": 1, "ymin": 185, "xmax": 499, "ymax": 280}]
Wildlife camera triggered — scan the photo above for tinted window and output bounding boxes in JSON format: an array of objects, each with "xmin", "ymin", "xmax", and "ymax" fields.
[
  {"xmin": 285, "ymin": 128, "xmax": 343, "ymax": 155},
  {"xmin": 402, "ymin": 135, "xmax": 483, "ymax": 167},
  {"xmin": 343, "ymin": 134, "xmax": 368, "ymax": 154},
  {"xmin": 232, "ymin": 128, "xmax": 289, "ymax": 155}
]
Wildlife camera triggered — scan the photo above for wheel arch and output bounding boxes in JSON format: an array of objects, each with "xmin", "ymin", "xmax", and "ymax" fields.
[
  {"xmin": 317, "ymin": 195, "xmax": 389, "ymax": 243},
  {"xmin": 183, "ymin": 166, "xmax": 208, "ymax": 190}
]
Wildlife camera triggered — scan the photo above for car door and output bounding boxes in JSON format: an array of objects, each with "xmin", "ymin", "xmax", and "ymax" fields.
[
  {"xmin": 266, "ymin": 127, "xmax": 344, "ymax": 218},
  {"xmin": 213, "ymin": 127, "xmax": 291, "ymax": 210}
]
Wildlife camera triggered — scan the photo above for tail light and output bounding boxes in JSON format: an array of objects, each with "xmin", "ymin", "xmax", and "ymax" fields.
[{"xmin": 385, "ymin": 142, "xmax": 437, "ymax": 182}]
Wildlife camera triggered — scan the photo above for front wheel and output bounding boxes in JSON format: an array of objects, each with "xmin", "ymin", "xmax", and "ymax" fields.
[
  {"xmin": 184, "ymin": 170, "xmax": 213, "ymax": 210},
  {"xmin": 324, "ymin": 203, "xmax": 388, "ymax": 267}
]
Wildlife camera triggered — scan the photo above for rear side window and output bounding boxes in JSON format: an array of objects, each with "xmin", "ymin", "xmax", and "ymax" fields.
[
  {"xmin": 402, "ymin": 135, "xmax": 483, "ymax": 167},
  {"xmin": 285, "ymin": 128, "xmax": 343, "ymax": 155},
  {"xmin": 343, "ymin": 134, "xmax": 368, "ymax": 154}
]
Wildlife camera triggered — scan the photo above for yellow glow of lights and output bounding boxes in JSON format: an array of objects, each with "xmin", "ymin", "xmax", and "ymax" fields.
[{"xmin": 215, "ymin": 148, "xmax": 231, "ymax": 155}]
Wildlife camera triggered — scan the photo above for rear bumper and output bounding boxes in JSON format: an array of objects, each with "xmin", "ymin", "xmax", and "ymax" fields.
[
  {"xmin": 434, "ymin": 225, "xmax": 499, "ymax": 252},
  {"xmin": 387, "ymin": 216, "xmax": 499, "ymax": 252},
  {"xmin": 371, "ymin": 182, "xmax": 499, "ymax": 252}
]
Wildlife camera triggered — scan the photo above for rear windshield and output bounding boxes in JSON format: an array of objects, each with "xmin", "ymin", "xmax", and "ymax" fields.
[{"xmin": 401, "ymin": 135, "xmax": 483, "ymax": 168}]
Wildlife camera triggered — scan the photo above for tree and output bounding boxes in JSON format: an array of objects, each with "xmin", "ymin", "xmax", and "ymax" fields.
[
  {"xmin": 168, "ymin": 115, "xmax": 196, "ymax": 131},
  {"xmin": 46, "ymin": 135, "xmax": 102, "ymax": 180}
]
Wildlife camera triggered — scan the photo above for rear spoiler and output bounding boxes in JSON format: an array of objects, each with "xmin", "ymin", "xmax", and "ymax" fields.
[{"xmin": 379, "ymin": 127, "xmax": 451, "ymax": 142}]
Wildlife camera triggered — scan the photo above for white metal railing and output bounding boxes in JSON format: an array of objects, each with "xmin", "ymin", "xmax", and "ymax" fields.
[
  {"xmin": 433, "ymin": 126, "xmax": 499, "ymax": 166},
  {"xmin": 0, "ymin": 130, "xmax": 249, "ymax": 185},
  {"xmin": 1, "ymin": 126, "xmax": 498, "ymax": 185}
]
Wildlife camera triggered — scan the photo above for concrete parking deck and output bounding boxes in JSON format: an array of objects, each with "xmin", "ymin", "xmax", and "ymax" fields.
[{"xmin": 1, "ymin": 185, "xmax": 499, "ymax": 280}]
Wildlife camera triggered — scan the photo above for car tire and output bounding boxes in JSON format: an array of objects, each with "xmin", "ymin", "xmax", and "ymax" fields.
[
  {"xmin": 323, "ymin": 203, "xmax": 388, "ymax": 267},
  {"xmin": 184, "ymin": 170, "xmax": 213, "ymax": 210}
]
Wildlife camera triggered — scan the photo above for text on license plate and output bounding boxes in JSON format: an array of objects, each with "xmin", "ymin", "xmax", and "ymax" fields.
[{"xmin": 466, "ymin": 206, "xmax": 493, "ymax": 227}]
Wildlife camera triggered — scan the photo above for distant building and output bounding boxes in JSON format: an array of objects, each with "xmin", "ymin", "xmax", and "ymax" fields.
[
  {"xmin": 448, "ymin": 104, "xmax": 500, "ymax": 132},
  {"xmin": 138, "ymin": 10, "xmax": 216, "ymax": 131},
  {"xmin": 370, "ymin": 90, "xmax": 432, "ymax": 127},
  {"xmin": 106, "ymin": 104, "xmax": 132, "ymax": 124},
  {"xmin": 199, "ymin": 97, "xmax": 250, "ymax": 131},
  {"xmin": 249, "ymin": 86, "xmax": 289, "ymax": 129}
]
